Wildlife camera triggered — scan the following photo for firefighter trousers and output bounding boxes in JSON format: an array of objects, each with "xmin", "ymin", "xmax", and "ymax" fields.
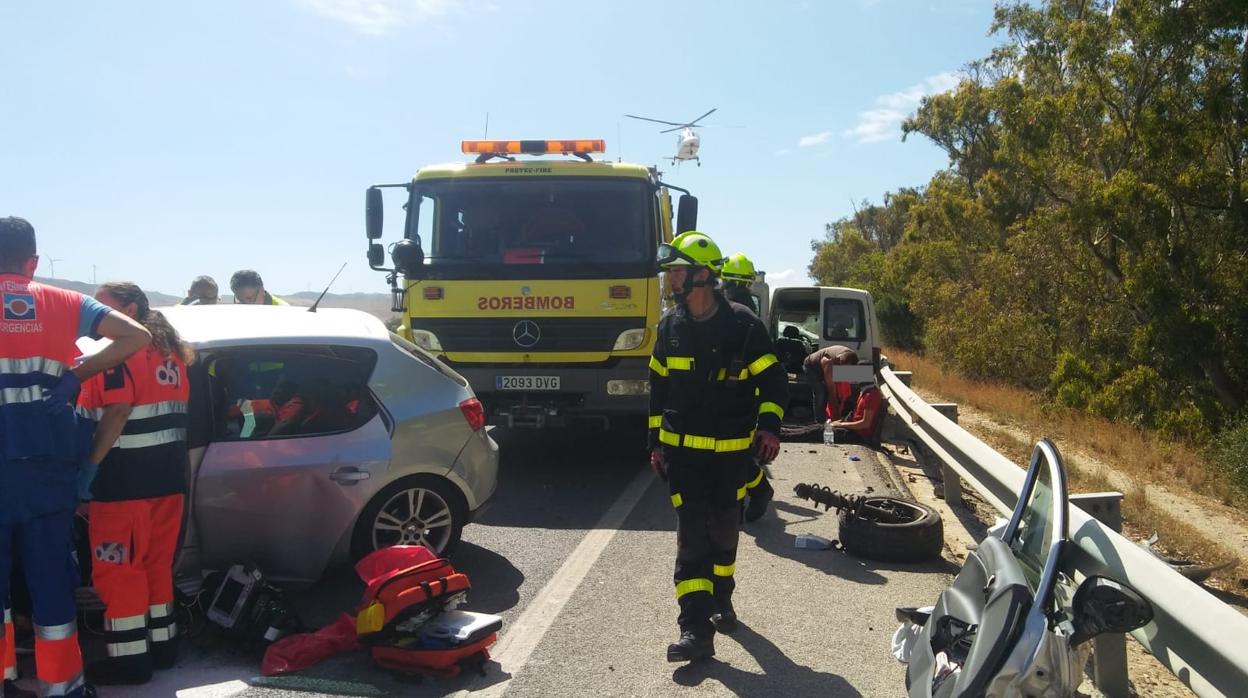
[
  {"xmin": 89, "ymin": 494, "xmax": 184, "ymax": 677},
  {"xmin": 0, "ymin": 460, "xmax": 85, "ymax": 697},
  {"xmin": 667, "ymin": 453, "xmax": 748, "ymax": 634}
]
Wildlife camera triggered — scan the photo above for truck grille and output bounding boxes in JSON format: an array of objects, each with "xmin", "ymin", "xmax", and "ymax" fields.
[{"xmin": 414, "ymin": 317, "xmax": 646, "ymax": 353}]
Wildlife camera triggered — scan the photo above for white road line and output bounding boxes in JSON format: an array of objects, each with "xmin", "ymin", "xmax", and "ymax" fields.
[{"xmin": 460, "ymin": 467, "xmax": 656, "ymax": 698}]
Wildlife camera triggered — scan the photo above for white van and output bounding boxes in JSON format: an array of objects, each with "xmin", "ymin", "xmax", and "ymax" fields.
[{"xmin": 768, "ymin": 286, "xmax": 881, "ymax": 418}]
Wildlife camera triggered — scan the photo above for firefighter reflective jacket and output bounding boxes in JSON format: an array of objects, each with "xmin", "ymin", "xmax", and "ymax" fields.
[{"xmin": 648, "ymin": 293, "xmax": 786, "ymax": 457}]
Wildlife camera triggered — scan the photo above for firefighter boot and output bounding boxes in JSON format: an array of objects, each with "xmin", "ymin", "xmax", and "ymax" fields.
[
  {"xmin": 743, "ymin": 477, "xmax": 773, "ymax": 522},
  {"xmin": 666, "ymin": 629, "xmax": 715, "ymax": 663},
  {"xmin": 710, "ymin": 596, "xmax": 738, "ymax": 634}
]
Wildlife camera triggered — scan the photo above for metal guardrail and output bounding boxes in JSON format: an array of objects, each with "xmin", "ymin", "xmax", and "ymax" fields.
[{"xmin": 878, "ymin": 364, "xmax": 1248, "ymax": 698}]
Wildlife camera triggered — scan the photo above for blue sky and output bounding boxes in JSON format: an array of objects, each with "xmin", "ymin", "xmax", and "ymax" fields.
[{"xmin": 1, "ymin": 0, "xmax": 1000, "ymax": 296}]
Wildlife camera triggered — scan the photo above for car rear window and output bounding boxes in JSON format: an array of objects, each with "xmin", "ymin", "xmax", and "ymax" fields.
[
  {"xmin": 391, "ymin": 333, "xmax": 468, "ymax": 387},
  {"xmin": 823, "ymin": 298, "xmax": 867, "ymax": 343}
]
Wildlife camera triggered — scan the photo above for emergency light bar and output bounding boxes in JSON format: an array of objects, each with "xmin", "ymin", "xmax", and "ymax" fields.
[{"xmin": 461, "ymin": 139, "xmax": 606, "ymax": 156}]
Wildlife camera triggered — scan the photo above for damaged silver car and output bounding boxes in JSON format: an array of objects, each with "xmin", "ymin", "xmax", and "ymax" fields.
[{"xmin": 165, "ymin": 305, "xmax": 499, "ymax": 584}]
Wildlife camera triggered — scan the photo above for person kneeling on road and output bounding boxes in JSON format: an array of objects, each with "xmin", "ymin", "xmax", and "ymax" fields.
[{"xmin": 649, "ymin": 232, "xmax": 786, "ymax": 663}]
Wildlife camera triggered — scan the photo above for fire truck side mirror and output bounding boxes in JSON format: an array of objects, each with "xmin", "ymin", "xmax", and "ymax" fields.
[
  {"xmin": 367, "ymin": 243, "xmax": 385, "ymax": 269},
  {"xmin": 366, "ymin": 187, "xmax": 384, "ymax": 239},
  {"xmin": 676, "ymin": 195, "xmax": 698, "ymax": 235}
]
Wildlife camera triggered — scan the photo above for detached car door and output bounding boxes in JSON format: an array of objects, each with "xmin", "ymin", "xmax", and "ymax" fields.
[
  {"xmin": 906, "ymin": 439, "xmax": 1070, "ymax": 698},
  {"xmin": 194, "ymin": 345, "xmax": 391, "ymax": 583}
]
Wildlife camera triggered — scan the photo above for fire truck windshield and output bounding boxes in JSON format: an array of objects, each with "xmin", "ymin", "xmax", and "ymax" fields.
[{"xmin": 410, "ymin": 178, "xmax": 656, "ymax": 280}]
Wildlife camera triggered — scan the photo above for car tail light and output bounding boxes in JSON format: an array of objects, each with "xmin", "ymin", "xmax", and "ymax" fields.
[
  {"xmin": 423, "ymin": 287, "xmax": 444, "ymax": 300},
  {"xmin": 609, "ymin": 285, "xmax": 631, "ymax": 299},
  {"xmin": 459, "ymin": 398, "xmax": 486, "ymax": 432}
]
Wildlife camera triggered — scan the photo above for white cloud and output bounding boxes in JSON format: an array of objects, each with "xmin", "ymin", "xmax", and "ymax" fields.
[
  {"xmin": 843, "ymin": 71, "xmax": 960, "ymax": 144},
  {"xmin": 765, "ymin": 268, "xmax": 803, "ymax": 285},
  {"xmin": 798, "ymin": 131, "xmax": 833, "ymax": 147},
  {"xmin": 298, "ymin": 0, "xmax": 452, "ymax": 35},
  {"xmin": 774, "ymin": 148, "xmax": 793, "ymax": 157}
]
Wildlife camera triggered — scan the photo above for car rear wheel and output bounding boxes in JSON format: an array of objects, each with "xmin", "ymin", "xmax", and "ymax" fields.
[{"xmin": 352, "ymin": 475, "xmax": 467, "ymax": 559}]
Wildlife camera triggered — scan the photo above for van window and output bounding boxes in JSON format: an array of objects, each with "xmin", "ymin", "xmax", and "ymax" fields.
[
  {"xmin": 207, "ymin": 346, "xmax": 378, "ymax": 441},
  {"xmin": 823, "ymin": 298, "xmax": 867, "ymax": 342}
]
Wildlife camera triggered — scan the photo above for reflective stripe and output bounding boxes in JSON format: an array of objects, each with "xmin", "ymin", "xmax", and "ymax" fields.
[
  {"xmin": 670, "ymin": 493, "xmax": 683, "ymax": 508},
  {"xmin": 746, "ymin": 468, "xmax": 765, "ymax": 489},
  {"xmin": 75, "ymin": 404, "xmax": 102, "ymax": 421},
  {"xmin": 667, "ymin": 356, "xmax": 694, "ymax": 371},
  {"xmin": 104, "ymin": 615, "xmax": 146, "ymax": 633},
  {"xmin": 713, "ymin": 563, "xmax": 736, "ymax": 577},
  {"xmin": 3, "ymin": 607, "xmax": 10, "ymax": 622},
  {"xmin": 114, "ymin": 427, "xmax": 186, "ymax": 449},
  {"xmin": 34, "ymin": 621, "xmax": 77, "ymax": 642},
  {"xmin": 106, "ymin": 639, "xmax": 149, "ymax": 658},
  {"xmin": 128, "ymin": 400, "xmax": 189, "ymax": 420},
  {"xmin": 715, "ymin": 368, "xmax": 749, "ymax": 381},
  {"xmin": 150, "ymin": 624, "xmax": 178, "ymax": 642},
  {"xmin": 658, "ymin": 429, "xmax": 754, "ymax": 453},
  {"xmin": 714, "ymin": 436, "xmax": 753, "ymax": 453},
  {"xmin": 39, "ymin": 672, "xmax": 84, "ymax": 697},
  {"xmin": 648, "ymin": 415, "xmax": 662, "ymax": 429},
  {"xmin": 684, "ymin": 434, "xmax": 716, "ymax": 450},
  {"xmin": 747, "ymin": 353, "xmax": 778, "ymax": 376},
  {"xmin": 3, "ymin": 666, "xmax": 14, "ymax": 681},
  {"xmin": 1, "ymin": 385, "xmax": 43, "ymax": 406},
  {"xmin": 675, "ymin": 578, "xmax": 714, "ymax": 599},
  {"xmin": 737, "ymin": 485, "xmax": 747, "ymax": 501},
  {"xmin": 149, "ymin": 602, "xmax": 173, "ymax": 618},
  {"xmin": 758, "ymin": 401, "xmax": 785, "ymax": 419},
  {"xmin": 648, "ymin": 356, "xmax": 669, "ymax": 377},
  {"xmin": 0, "ymin": 356, "xmax": 67, "ymax": 377}
]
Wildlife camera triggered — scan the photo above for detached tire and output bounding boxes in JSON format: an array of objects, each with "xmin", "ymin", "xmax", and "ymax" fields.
[{"xmin": 838, "ymin": 497, "xmax": 943, "ymax": 563}]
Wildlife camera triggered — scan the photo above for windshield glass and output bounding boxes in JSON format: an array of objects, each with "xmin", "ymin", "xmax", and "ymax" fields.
[{"xmin": 411, "ymin": 177, "xmax": 655, "ymax": 280}]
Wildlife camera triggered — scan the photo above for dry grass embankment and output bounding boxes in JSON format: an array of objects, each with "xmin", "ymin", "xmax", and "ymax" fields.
[{"xmin": 885, "ymin": 347, "xmax": 1244, "ymax": 581}]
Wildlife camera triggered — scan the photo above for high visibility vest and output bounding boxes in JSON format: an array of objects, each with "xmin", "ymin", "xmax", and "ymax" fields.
[{"xmin": 0, "ymin": 274, "xmax": 104, "ymax": 462}]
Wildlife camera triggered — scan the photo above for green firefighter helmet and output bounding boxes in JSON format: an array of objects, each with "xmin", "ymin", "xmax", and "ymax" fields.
[
  {"xmin": 656, "ymin": 231, "xmax": 724, "ymax": 274},
  {"xmin": 720, "ymin": 253, "xmax": 756, "ymax": 283}
]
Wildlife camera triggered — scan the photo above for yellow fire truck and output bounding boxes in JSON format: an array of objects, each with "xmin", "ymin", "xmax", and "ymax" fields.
[{"xmin": 364, "ymin": 138, "xmax": 698, "ymax": 428}]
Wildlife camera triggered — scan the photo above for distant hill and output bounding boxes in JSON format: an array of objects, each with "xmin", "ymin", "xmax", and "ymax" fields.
[{"xmin": 32, "ymin": 277, "xmax": 398, "ymax": 321}]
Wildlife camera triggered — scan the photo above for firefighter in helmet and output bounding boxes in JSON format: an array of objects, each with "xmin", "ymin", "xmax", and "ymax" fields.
[
  {"xmin": 718, "ymin": 252, "xmax": 775, "ymax": 521},
  {"xmin": 720, "ymin": 253, "xmax": 759, "ymax": 315},
  {"xmin": 649, "ymin": 232, "xmax": 787, "ymax": 662}
]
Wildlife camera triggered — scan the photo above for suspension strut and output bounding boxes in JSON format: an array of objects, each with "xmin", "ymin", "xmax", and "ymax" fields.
[{"xmin": 793, "ymin": 483, "xmax": 916, "ymax": 524}]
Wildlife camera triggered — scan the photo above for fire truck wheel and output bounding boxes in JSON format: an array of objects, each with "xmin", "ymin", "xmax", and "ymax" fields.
[
  {"xmin": 837, "ymin": 497, "xmax": 943, "ymax": 563},
  {"xmin": 352, "ymin": 475, "xmax": 467, "ymax": 560}
]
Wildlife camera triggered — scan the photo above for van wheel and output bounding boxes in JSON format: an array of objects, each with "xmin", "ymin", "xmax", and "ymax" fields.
[
  {"xmin": 838, "ymin": 497, "xmax": 943, "ymax": 563},
  {"xmin": 352, "ymin": 476, "xmax": 467, "ymax": 559}
]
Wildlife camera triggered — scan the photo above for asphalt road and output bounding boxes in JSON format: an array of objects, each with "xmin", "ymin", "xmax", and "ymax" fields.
[{"xmin": 65, "ymin": 428, "xmax": 958, "ymax": 697}]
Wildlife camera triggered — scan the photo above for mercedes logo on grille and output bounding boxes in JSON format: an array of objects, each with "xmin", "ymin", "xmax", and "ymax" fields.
[{"xmin": 513, "ymin": 320, "xmax": 541, "ymax": 348}]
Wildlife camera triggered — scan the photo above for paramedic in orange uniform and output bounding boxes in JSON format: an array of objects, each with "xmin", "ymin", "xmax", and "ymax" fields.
[
  {"xmin": 78, "ymin": 282, "xmax": 194, "ymax": 686},
  {"xmin": 1, "ymin": 217, "xmax": 150, "ymax": 698}
]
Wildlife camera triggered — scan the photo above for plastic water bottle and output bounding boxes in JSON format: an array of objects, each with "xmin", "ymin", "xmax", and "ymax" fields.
[{"xmin": 823, "ymin": 422, "xmax": 836, "ymax": 445}]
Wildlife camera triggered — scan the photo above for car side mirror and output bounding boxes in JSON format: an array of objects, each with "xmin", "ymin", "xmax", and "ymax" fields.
[
  {"xmin": 1069, "ymin": 575, "xmax": 1153, "ymax": 646},
  {"xmin": 366, "ymin": 187, "xmax": 384, "ymax": 240},
  {"xmin": 676, "ymin": 194, "xmax": 698, "ymax": 235},
  {"xmin": 390, "ymin": 239, "xmax": 425, "ymax": 279},
  {"xmin": 367, "ymin": 243, "xmax": 386, "ymax": 269}
]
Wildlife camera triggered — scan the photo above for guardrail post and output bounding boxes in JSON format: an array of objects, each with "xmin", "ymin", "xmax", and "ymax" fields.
[
  {"xmin": 1071, "ymin": 492, "xmax": 1129, "ymax": 697},
  {"xmin": 928, "ymin": 403, "xmax": 961, "ymax": 503}
]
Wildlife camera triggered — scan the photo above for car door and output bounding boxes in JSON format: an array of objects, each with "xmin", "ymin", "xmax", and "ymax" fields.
[
  {"xmin": 193, "ymin": 344, "xmax": 391, "ymax": 583},
  {"xmin": 906, "ymin": 439, "xmax": 1070, "ymax": 698}
]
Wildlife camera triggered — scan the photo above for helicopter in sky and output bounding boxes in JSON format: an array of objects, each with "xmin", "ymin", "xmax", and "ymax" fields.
[{"xmin": 624, "ymin": 108, "xmax": 717, "ymax": 166}]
